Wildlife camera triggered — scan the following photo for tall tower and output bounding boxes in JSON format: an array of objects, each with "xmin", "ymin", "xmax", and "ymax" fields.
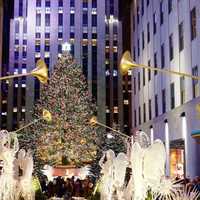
[
  {"xmin": 6, "ymin": 0, "xmax": 123, "ymax": 132},
  {"xmin": 0, "ymin": 0, "xmax": 3, "ymax": 129},
  {"xmin": 130, "ymin": 0, "xmax": 200, "ymax": 177},
  {"xmin": 0, "ymin": 0, "xmax": 3, "ymax": 68}
]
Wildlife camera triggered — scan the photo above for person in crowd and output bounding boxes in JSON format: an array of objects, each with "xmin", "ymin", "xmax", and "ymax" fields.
[
  {"xmin": 44, "ymin": 175, "xmax": 95, "ymax": 199},
  {"xmin": 74, "ymin": 178, "xmax": 82, "ymax": 197}
]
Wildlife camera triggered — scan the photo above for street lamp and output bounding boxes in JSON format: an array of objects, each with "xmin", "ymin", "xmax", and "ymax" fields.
[
  {"xmin": 0, "ymin": 59, "xmax": 48, "ymax": 83},
  {"xmin": 120, "ymin": 51, "xmax": 200, "ymax": 80}
]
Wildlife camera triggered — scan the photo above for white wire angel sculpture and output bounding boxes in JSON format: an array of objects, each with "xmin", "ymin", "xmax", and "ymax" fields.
[
  {"xmin": 0, "ymin": 130, "xmax": 19, "ymax": 200},
  {"xmin": 15, "ymin": 149, "xmax": 34, "ymax": 200},
  {"xmin": 99, "ymin": 149, "xmax": 115, "ymax": 200},
  {"xmin": 0, "ymin": 130, "xmax": 34, "ymax": 200}
]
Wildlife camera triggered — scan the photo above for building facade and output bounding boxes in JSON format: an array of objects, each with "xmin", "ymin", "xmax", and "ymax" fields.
[
  {"xmin": 131, "ymin": 0, "xmax": 200, "ymax": 177},
  {"xmin": 4, "ymin": 0, "xmax": 124, "ymax": 133},
  {"xmin": 0, "ymin": 0, "xmax": 3, "ymax": 68}
]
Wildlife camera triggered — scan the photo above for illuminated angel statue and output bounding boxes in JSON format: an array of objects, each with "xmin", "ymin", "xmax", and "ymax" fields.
[
  {"xmin": 128, "ymin": 139, "xmax": 167, "ymax": 200},
  {"xmin": 16, "ymin": 149, "xmax": 34, "ymax": 200},
  {"xmin": 0, "ymin": 130, "xmax": 19, "ymax": 200},
  {"xmin": 0, "ymin": 130, "xmax": 35, "ymax": 200},
  {"xmin": 130, "ymin": 142, "xmax": 147, "ymax": 200},
  {"xmin": 113, "ymin": 152, "xmax": 129, "ymax": 200},
  {"xmin": 99, "ymin": 149, "xmax": 115, "ymax": 200},
  {"xmin": 98, "ymin": 131, "xmax": 200, "ymax": 200}
]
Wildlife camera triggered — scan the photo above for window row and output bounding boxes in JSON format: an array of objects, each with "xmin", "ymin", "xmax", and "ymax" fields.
[
  {"xmin": 35, "ymin": 13, "xmax": 97, "ymax": 27},
  {"xmin": 137, "ymin": 0, "xmax": 184, "ymax": 26},
  {"xmin": 134, "ymin": 7, "xmax": 197, "ymax": 44},
  {"xmin": 36, "ymin": 0, "xmax": 97, "ymax": 8},
  {"xmin": 136, "ymin": 8, "xmax": 196, "ymax": 58},
  {"xmin": 134, "ymin": 69, "xmax": 199, "ymax": 126}
]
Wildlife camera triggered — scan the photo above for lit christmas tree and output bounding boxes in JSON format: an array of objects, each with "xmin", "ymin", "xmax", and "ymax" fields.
[{"xmin": 20, "ymin": 53, "xmax": 98, "ymax": 171}]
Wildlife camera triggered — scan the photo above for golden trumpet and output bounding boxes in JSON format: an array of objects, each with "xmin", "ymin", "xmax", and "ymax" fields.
[
  {"xmin": 89, "ymin": 116, "xmax": 97, "ymax": 126},
  {"xmin": 120, "ymin": 51, "xmax": 200, "ymax": 80},
  {"xmin": 0, "ymin": 59, "xmax": 48, "ymax": 83},
  {"xmin": 15, "ymin": 109, "xmax": 52, "ymax": 133},
  {"xmin": 42, "ymin": 109, "xmax": 52, "ymax": 122},
  {"xmin": 89, "ymin": 116, "xmax": 129, "ymax": 138}
]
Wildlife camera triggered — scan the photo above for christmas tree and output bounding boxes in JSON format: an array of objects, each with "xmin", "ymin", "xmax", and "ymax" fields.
[{"xmin": 19, "ymin": 53, "xmax": 98, "ymax": 170}]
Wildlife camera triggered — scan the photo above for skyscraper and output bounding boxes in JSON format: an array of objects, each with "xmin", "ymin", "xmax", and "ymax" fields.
[
  {"xmin": 130, "ymin": 0, "xmax": 200, "ymax": 177},
  {"xmin": 5, "ymin": 0, "xmax": 123, "ymax": 132},
  {"xmin": 0, "ymin": 0, "xmax": 3, "ymax": 69}
]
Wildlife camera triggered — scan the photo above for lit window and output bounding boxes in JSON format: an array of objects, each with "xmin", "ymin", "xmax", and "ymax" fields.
[
  {"xmin": 22, "ymin": 68, "xmax": 27, "ymax": 74},
  {"xmin": 45, "ymin": 52, "xmax": 50, "ymax": 57},
  {"xmin": 70, "ymin": 9, "xmax": 75, "ymax": 14},
  {"xmin": 14, "ymin": 69, "xmax": 19, "ymax": 74},
  {"xmin": 2, "ymin": 100, "xmax": 7, "ymax": 104},
  {"xmin": 106, "ymin": 109, "xmax": 110, "ymax": 113},
  {"xmin": 35, "ymin": 53, "xmax": 41, "ymax": 58},
  {"xmin": 124, "ymin": 100, "xmax": 129, "ymax": 105},
  {"xmin": 113, "ymin": 107, "xmax": 118, "ymax": 113},
  {"xmin": 113, "ymin": 70, "xmax": 117, "ymax": 77},
  {"xmin": 113, "ymin": 46, "xmax": 118, "ymax": 52}
]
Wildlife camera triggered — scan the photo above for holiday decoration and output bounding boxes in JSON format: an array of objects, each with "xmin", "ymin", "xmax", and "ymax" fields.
[
  {"xmin": 97, "ymin": 131, "xmax": 200, "ymax": 200},
  {"xmin": 0, "ymin": 130, "xmax": 34, "ymax": 200},
  {"xmin": 20, "ymin": 53, "xmax": 98, "ymax": 171}
]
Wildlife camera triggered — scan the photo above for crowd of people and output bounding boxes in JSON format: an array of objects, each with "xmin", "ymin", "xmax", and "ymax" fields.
[
  {"xmin": 40, "ymin": 176, "xmax": 94, "ymax": 200},
  {"xmin": 38, "ymin": 175, "xmax": 200, "ymax": 200},
  {"xmin": 177, "ymin": 176, "xmax": 200, "ymax": 192}
]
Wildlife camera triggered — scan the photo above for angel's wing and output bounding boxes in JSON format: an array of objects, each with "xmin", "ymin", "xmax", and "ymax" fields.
[
  {"xmin": 130, "ymin": 142, "xmax": 147, "ymax": 200},
  {"xmin": 143, "ymin": 139, "xmax": 166, "ymax": 189},
  {"xmin": 113, "ymin": 152, "xmax": 128, "ymax": 188}
]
